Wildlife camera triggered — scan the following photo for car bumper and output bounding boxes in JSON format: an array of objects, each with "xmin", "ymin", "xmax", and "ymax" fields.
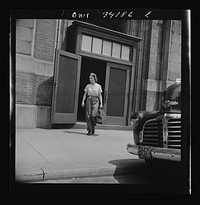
[{"xmin": 127, "ymin": 143, "xmax": 181, "ymax": 161}]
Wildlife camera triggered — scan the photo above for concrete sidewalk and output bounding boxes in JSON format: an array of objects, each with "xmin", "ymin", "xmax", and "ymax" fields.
[{"xmin": 15, "ymin": 127, "xmax": 138, "ymax": 182}]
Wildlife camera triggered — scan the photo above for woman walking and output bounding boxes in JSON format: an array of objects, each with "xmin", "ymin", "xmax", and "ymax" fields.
[{"xmin": 81, "ymin": 73, "xmax": 103, "ymax": 135}]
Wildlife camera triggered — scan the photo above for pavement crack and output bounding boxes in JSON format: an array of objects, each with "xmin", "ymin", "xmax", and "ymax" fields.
[
  {"xmin": 40, "ymin": 168, "xmax": 46, "ymax": 181},
  {"xmin": 20, "ymin": 135, "xmax": 54, "ymax": 166}
]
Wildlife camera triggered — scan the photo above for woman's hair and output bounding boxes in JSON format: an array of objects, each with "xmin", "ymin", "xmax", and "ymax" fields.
[{"xmin": 90, "ymin": 73, "xmax": 98, "ymax": 82}]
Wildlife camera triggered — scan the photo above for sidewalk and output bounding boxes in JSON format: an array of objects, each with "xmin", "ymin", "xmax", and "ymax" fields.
[{"xmin": 15, "ymin": 127, "xmax": 138, "ymax": 182}]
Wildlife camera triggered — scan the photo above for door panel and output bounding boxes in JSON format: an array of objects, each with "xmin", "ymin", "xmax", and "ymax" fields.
[
  {"xmin": 107, "ymin": 68, "xmax": 126, "ymax": 117},
  {"xmin": 51, "ymin": 50, "xmax": 81, "ymax": 124},
  {"xmin": 55, "ymin": 55, "xmax": 77, "ymax": 113},
  {"xmin": 103, "ymin": 62, "xmax": 130, "ymax": 125}
]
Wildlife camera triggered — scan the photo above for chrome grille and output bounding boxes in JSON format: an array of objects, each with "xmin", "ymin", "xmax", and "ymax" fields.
[
  {"xmin": 141, "ymin": 118, "xmax": 163, "ymax": 147},
  {"xmin": 167, "ymin": 118, "xmax": 181, "ymax": 149},
  {"xmin": 141, "ymin": 115, "xmax": 181, "ymax": 149}
]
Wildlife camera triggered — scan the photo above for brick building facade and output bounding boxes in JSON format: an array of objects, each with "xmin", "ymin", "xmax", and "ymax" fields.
[{"xmin": 15, "ymin": 19, "xmax": 181, "ymax": 128}]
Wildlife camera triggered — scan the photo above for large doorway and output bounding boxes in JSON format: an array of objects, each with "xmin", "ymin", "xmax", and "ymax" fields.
[
  {"xmin": 51, "ymin": 50, "xmax": 131, "ymax": 126},
  {"xmin": 51, "ymin": 48, "xmax": 132, "ymax": 126},
  {"xmin": 77, "ymin": 56, "xmax": 130, "ymax": 125},
  {"xmin": 77, "ymin": 57, "xmax": 106, "ymax": 121}
]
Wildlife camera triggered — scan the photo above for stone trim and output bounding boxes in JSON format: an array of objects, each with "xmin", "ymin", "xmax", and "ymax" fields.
[
  {"xmin": 16, "ymin": 53, "xmax": 54, "ymax": 77},
  {"xmin": 16, "ymin": 104, "xmax": 51, "ymax": 129}
]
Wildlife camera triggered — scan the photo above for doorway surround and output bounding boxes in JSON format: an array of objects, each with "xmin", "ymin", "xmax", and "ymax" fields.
[{"xmin": 51, "ymin": 20, "xmax": 141, "ymax": 126}]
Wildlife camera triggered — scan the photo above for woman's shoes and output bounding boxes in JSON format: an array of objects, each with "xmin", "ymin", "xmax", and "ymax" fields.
[
  {"xmin": 87, "ymin": 129, "xmax": 95, "ymax": 135},
  {"xmin": 92, "ymin": 129, "xmax": 95, "ymax": 135}
]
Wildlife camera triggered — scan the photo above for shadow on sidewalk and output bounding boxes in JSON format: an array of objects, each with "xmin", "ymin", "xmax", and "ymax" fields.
[
  {"xmin": 63, "ymin": 130, "xmax": 99, "ymax": 137},
  {"xmin": 108, "ymin": 158, "xmax": 146, "ymax": 183},
  {"xmin": 108, "ymin": 158, "xmax": 185, "ymax": 193}
]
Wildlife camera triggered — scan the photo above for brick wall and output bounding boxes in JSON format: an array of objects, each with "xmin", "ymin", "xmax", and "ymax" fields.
[
  {"xmin": 33, "ymin": 19, "xmax": 57, "ymax": 62},
  {"xmin": 148, "ymin": 20, "xmax": 159, "ymax": 80},
  {"xmin": 137, "ymin": 20, "xmax": 176, "ymax": 112},
  {"xmin": 168, "ymin": 20, "xmax": 181, "ymax": 81},
  {"xmin": 16, "ymin": 19, "xmax": 56, "ymax": 106},
  {"xmin": 135, "ymin": 20, "xmax": 152, "ymax": 111},
  {"xmin": 16, "ymin": 71, "xmax": 36, "ymax": 105},
  {"xmin": 16, "ymin": 71, "xmax": 53, "ymax": 105},
  {"xmin": 16, "ymin": 19, "xmax": 57, "ymax": 128},
  {"xmin": 140, "ymin": 20, "xmax": 181, "ymax": 111},
  {"xmin": 140, "ymin": 20, "xmax": 165, "ymax": 111}
]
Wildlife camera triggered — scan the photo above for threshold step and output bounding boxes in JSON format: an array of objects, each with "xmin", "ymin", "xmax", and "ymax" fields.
[{"xmin": 72, "ymin": 122, "xmax": 132, "ymax": 130}]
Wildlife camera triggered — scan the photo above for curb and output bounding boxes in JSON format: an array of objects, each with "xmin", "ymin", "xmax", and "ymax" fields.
[{"xmin": 15, "ymin": 164, "xmax": 136, "ymax": 183}]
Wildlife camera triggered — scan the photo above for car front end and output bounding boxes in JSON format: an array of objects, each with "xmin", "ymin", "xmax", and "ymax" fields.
[
  {"xmin": 127, "ymin": 113, "xmax": 181, "ymax": 161},
  {"xmin": 127, "ymin": 81, "xmax": 181, "ymax": 162}
]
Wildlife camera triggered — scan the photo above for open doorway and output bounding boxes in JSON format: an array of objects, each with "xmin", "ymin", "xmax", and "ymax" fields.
[{"xmin": 77, "ymin": 56, "xmax": 106, "ymax": 122}]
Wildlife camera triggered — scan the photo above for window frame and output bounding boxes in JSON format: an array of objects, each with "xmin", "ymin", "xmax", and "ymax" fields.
[
  {"xmin": 73, "ymin": 20, "xmax": 141, "ymax": 65},
  {"xmin": 80, "ymin": 34, "xmax": 132, "ymax": 62}
]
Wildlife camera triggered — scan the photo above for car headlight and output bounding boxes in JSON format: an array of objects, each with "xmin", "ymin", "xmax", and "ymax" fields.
[
  {"xmin": 130, "ymin": 113, "xmax": 139, "ymax": 128},
  {"xmin": 139, "ymin": 131, "xmax": 143, "ymax": 142}
]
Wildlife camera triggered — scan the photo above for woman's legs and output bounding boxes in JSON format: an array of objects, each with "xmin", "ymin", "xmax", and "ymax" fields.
[
  {"xmin": 85, "ymin": 98, "xmax": 92, "ymax": 135},
  {"xmin": 85, "ymin": 97, "xmax": 99, "ymax": 135},
  {"xmin": 91, "ymin": 97, "xmax": 99, "ymax": 134}
]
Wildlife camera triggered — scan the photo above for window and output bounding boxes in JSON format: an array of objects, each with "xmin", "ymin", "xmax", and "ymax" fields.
[
  {"xmin": 81, "ymin": 35, "xmax": 92, "ymax": 52},
  {"xmin": 102, "ymin": 40, "xmax": 112, "ymax": 56},
  {"xmin": 92, "ymin": 38, "xmax": 102, "ymax": 54},
  {"xmin": 81, "ymin": 34, "xmax": 131, "ymax": 61},
  {"xmin": 112, "ymin": 43, "xmax": 121, "ymax": 58},
  {"xmin": 121, "ymin": 45, "xmax": 130, "ymax": 60}
]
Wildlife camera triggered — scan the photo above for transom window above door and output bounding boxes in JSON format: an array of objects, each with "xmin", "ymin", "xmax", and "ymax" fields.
[{"xmin": 81, "ymin": 34, "xmax": 131, "ymax": 61}]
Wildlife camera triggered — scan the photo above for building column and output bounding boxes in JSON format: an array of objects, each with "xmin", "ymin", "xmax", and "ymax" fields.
[
  {"xmin": 125, "ymin": 20, "xmax": 144, "ymax": 116},
  {"xmin": 131, "ymin": 20, "xmax": 146, "ymax": 113},
  {"xmin": 166, "ymin": 20, "xmax": 182, "ymax": 87},
  {"xmin": 141, "ymin": 20, "xmax": 169, "ymax": 111}
]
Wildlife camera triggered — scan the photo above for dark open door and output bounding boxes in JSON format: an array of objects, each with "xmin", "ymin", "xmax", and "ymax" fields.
[
  {"xmin": 103, "ymin": 62, "xmax": 130, "ymax": 125},
  {"xmin": 51, "ymin": 50, "xmax": 81, "ymax": 124}
]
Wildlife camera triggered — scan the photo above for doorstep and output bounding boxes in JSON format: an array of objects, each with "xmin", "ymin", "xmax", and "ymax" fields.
[{"xmin": 72, "ymin": 121, "xmax": 132, "ymax": 130}]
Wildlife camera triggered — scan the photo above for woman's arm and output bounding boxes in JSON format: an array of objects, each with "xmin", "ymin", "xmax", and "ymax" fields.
[
  {"xmin": 81, "ymin": 91, "xmax": 87, "ymax": 107},
  {"xmin": 99, "ymin": 93, "xmax": 103, "ymax": 109},
  {"xmin": 98, "ymin": 85, "xmax": 103, "ymax": 109}
]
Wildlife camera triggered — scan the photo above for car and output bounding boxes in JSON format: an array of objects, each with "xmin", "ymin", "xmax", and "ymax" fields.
[{"xmin": 127, "ymin": 79, "xmax": 181, "ymax": 164}]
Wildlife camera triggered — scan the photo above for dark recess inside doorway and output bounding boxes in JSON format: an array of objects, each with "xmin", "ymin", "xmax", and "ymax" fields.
[{"xmin": 77, "ymin": 56, "xmax": 106, "ymax": 122}]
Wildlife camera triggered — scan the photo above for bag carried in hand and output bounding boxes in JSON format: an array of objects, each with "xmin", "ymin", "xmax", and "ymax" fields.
[{"xmin": 95, "ymin": 109, "xmax": 104, "ymax": 124}]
